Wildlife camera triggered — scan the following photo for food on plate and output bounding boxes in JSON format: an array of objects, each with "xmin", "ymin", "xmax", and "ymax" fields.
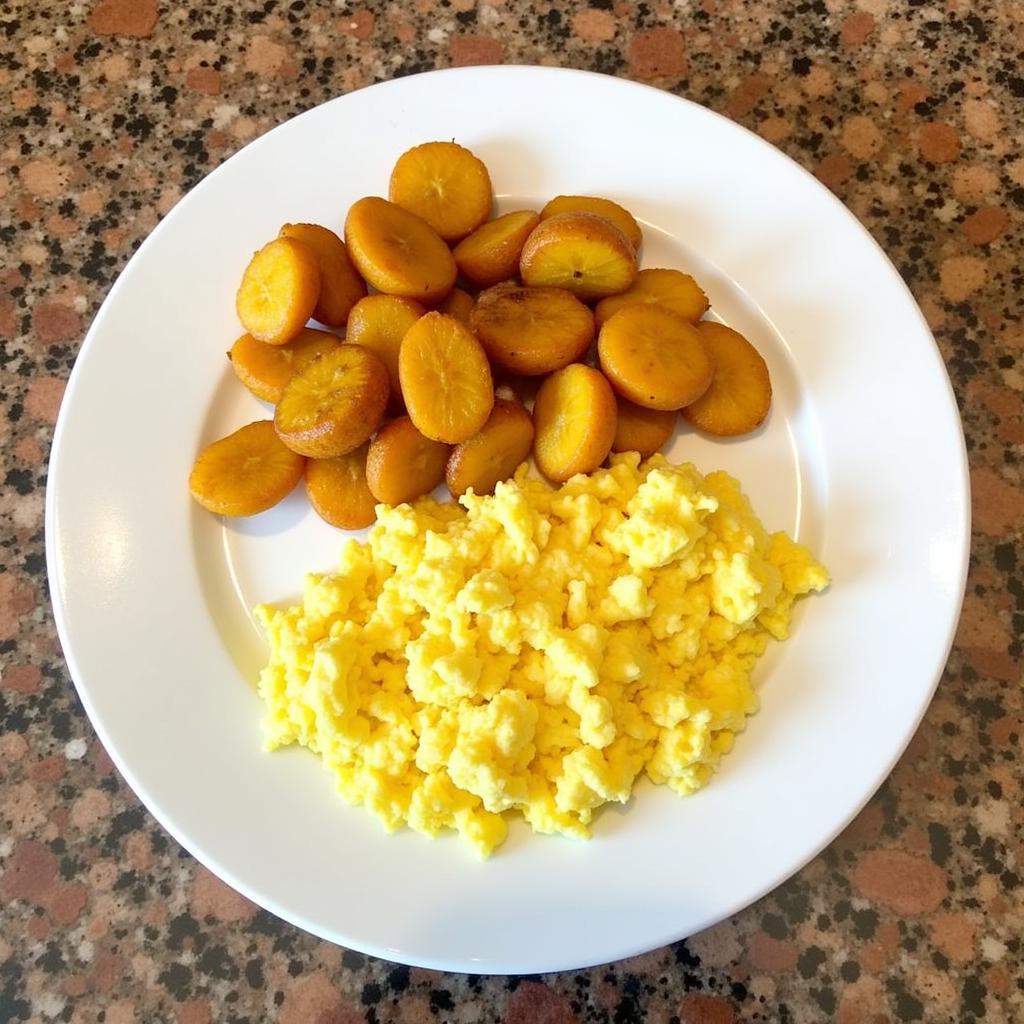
[
  {"xmin": 344, "ymin": 294, "xmax": 424, "ymax": 405},
  {"xmin": 594, "ymin": 268, "xmax": 708, "ymax": 329},
  {"xmin": 683, "ymin": 321, "xmax": 773, "ymax": 436},
  {"xmin": 470, "ymin": 284, "xmax": 594, "ymax": 377},
  {"xmin": 389, "ymin": 141, "xmax": 492, "ymax": 242},
  {"xmin": 345, "ymin": 196, "xmax": 457, "ymax": 303},
  {"xmin": 598, "ymin": 305, "xmax": 713, "ymax": 410},
  {"xmin": 189, "ymin": 420, "xmax": 304, "ymax": 516},
  {"xmin": 235, "ymin": 237, "xmax": 321, "ymax": 345},
  {"xmin": 520, "ymin": 211, "xmax": 637, "ymax": 300},
  {"xmin": 532, "ymin": 363, "xmax": 617, "ymax": 483},
  {"xmin": 398, "ymin": 312, "xmax": 494, "ymax": 443},
  {"xmin": 453, "ymin": 210, "xmax": 541, "ymax": 289},
  {"xmin": 445, "ymin": 399, "xmax": 536, "ymax": 498},
  {"xmin": 274, "ymin": 344, "xmax": 389, "ymax": 458},
  {"xmin": 366, "ymin": 416, "xmax": 449, "ymax": 505},
  {"xmin": 611, "ymin": 398, "xmax": 676, "ymax": 458},
  {"xmin": 436, "ymin": 286, "xmax": 475, "ymax": 325},
  {"xmin": 191, "ymin": 139, "xmax": 823, "ymax": 867},
  {"xmin": 305, "ymin": 445, "xmax": 378, "ymax": 530},
  {"xmin": 255, "ymin": 452, "xmax": 830, "ymax": 857},
  {"xmin": 228, "ymin": 328, "xmax": 340, "ymax": 404},
  {"xmin": 278, "ymin": 222, "xmax": 366, "ymax": 327},
  {"xmin": 540, "ymin": 194, "xmax": 642, "ymax": 251}
]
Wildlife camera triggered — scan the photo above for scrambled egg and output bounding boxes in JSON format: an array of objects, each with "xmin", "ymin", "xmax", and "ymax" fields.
[{"xmin": 255, "ymin": 454, "xmax": 828, "ymax": 857}]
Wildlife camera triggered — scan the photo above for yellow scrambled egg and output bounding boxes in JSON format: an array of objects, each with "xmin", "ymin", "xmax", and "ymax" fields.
[{"xmin": 255, "ymin": 453, "xmax": 828, "ymax": 857}]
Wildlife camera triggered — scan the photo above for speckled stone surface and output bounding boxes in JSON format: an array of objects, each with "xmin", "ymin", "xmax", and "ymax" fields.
[{"xmin": 1, "ymin": 0, "xmax": 1021, "ymax": 1021}]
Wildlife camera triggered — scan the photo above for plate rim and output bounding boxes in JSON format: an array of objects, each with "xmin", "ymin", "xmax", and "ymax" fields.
[{"xmin": 45, "ymin": 64, "xmax": 971, "ymax": 973}]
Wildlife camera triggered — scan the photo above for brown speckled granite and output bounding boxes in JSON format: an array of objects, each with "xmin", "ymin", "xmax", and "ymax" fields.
[{"xmin": 1, "ymin": 1, "xmax": 1021, "ymax": 1021}]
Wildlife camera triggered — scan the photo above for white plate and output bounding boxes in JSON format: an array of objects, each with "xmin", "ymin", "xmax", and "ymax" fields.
[{"xmin": 46, "ymin": 67, "xmax": 969, "ymax": 974}]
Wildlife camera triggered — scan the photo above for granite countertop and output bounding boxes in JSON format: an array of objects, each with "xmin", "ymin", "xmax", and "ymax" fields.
[{"xmin": 2, "ymin": 0, "xmax": 1021, "ymax": 1020}]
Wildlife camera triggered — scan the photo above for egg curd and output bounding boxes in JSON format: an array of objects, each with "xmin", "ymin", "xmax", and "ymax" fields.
[{"xmin": 255, "ymin": 453, "xmax": 828, "ymax": 857}]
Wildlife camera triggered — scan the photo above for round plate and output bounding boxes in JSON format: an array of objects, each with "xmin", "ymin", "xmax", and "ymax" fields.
[{"xmin": 46, "ymin": 67, "xmax": 968, "ymax": 974}]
